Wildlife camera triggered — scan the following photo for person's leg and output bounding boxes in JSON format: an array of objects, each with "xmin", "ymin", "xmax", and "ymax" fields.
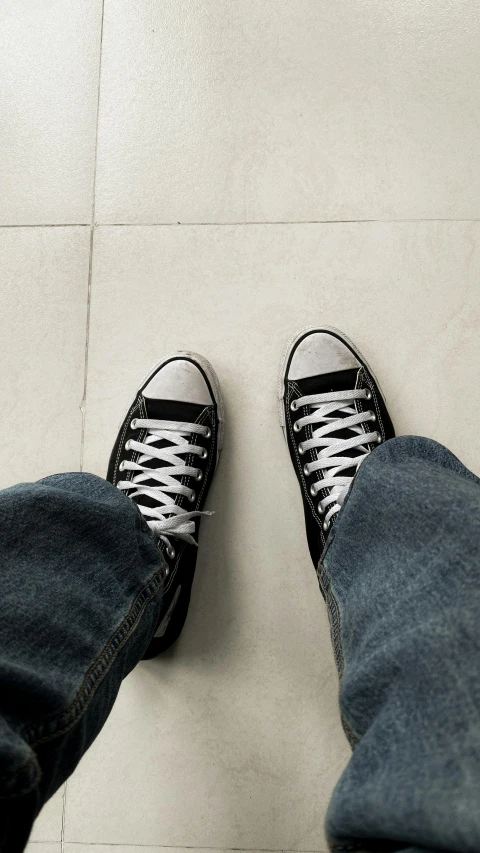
[
  {"xmin": 279, "ymin": 328, "xmax": 480, "ymax": 853},
  {"xmin": 322, "ymin": 436, "xmax": 480, "ymax": 853},
  {"xmin": 0, "ymin": 351, "xmax": 223, "ymax": 852},
  {"xmin": 0, "ymin": 472, "xmax": 165, "ymax": 852}
]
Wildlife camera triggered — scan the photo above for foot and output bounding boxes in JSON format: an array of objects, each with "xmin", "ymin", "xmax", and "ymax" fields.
[
  {"xmin": 107, "ymin": 352, "xmax": 224, "ymax": 657},
  {"xmin": 278, "ymin": 327, "xmax": 394, "ymax": 567}
]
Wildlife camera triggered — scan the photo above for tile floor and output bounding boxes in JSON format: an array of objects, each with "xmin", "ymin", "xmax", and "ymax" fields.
[{"xmin": 1, "ymin": 1, "xmax": 479, "ymax": 851}]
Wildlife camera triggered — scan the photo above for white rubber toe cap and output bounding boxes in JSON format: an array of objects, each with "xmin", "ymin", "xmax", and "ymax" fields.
[
  {"xmin": 288, "ymin": 331, "xmax": 360, "ymax": 381},
  {"xmin": 143, "ymin": 358, "xmax": 213, "ymax": 405}
]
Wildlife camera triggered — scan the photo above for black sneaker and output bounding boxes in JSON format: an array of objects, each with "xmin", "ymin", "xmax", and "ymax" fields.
[
  {"xmin": 278, "ymin": 327, "xmax": 394, "ymax": 568},
  {"xmin": 107, "ymin": 351, "xmax": 224, "ymax": 658}
]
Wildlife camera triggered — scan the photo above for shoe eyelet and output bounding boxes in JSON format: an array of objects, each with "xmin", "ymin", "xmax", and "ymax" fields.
[
  {"xmin": 188, "ymin": 490, "xmax": 196, "ymax": 502},
  {"xmin": 364, "ymin": 389, "xmax": 372, "ymax": 400},
  {"xmin": 293, "ymin": 421, "xmax": 301, "ymax": 433},
  {"xmin": 204, "ymin": 427, "xmax": 211, "ymax": 439},
  {"xmin": 125, "ymin": 439, "xmax": 133, "ymax": 451},
  {"xmin": 309, "ymin": 484, "xmax": 317, "ymax": 497},
  {"xmin": 298, "ymin": 443, "xmax": 305, "ymax": 456},
  {"xmin": 163, "ymin": 564, "xmax": 170, "ymax": 578},
  {"xmin": 166, "ymin": 545, "xmax": 175, "ymax": 560},
  {"xmin": 200, "ymin": 448, "xmax": 208, "ymax": 459},
  {"xmin": 119, "ymin": 460, "xmax": 126, "ymax": 472},
  {"xmin": 195, "ymin": 469, "xmax": 203, "ymax": 481},
  {"xmin": 130, "ymin": 419, "xmax": 138, "ymax": 429},
  {"xmin": 375, "ymin": 432, "xmax": 382, "ymax": 444},
  {"xmin": 369, "ymin": 412, "xmax": 376, "ymax": 422},
  {"xmin": 290, "ymin": 400, "xmax": 298, "ymax": 412},
  {"xmin": 303, "ymin": 464, "xmax": 310, "ymax": 476},
  {"xmin": 317, "ymin": 503, "xmax": 325, "ymax": 516},
  {"xmin": 323, "ymin": 520, "xmax": 330, "ymax": 532}
]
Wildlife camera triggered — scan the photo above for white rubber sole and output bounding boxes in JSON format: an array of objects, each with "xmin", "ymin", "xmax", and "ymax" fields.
[
  {"xmin": 277, "ymin": 325, "xmax": 387, "ymax": 442},
  {"xmin": 119, "ymin": 350, "xmax": 225, "ymax": 465}
]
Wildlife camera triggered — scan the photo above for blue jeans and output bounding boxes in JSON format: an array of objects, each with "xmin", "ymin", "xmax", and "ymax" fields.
[{"xmin": 0, "ymin": 437, "xmax": 479, "ymax": 852}]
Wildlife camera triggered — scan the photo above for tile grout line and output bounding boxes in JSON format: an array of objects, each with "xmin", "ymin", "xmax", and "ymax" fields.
[
  {"xmin": 61, "ymin": 844, "xmax": 329, "ymax": 852},
  {"xmin": 60, "ymin": 779, "xmax": 68, "ymax": 850},
  {"xmin": 2, "ymin": 218, "xmax": 480, "ymax": 229},
  {"xmin": 89, "ymin": 217, "xmax": 480, "ymax": 226},
  {"xmin": 79, "ymin": 225, "xmax": 95, "ymax": 472},
  {"xmin": 67, "ymin": 0, "xmax": 105, "ymax": 847},
  {"xmin": 0, "ymin": 223, "xmax": 90, "ymax": 228},
  {"xmin": 79, "ymin": 0, "xmax": 106, "ymax": 475}
]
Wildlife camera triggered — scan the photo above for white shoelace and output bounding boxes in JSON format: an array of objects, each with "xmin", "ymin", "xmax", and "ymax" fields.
[
  {"xmin": 117, "ymin": 418, "xmax": 212, "ymax": 557},
  {"xmin": 292, "ymin": 389, "xmax": 381, "ymax": 528}
]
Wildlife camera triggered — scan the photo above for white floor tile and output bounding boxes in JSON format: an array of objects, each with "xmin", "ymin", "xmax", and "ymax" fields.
[
  {"xmin": 29, "ymin": 784, "xmax": 64, "ymax": 842},
  {"xmin": 63, "ymin": 221, "xmax": 480, "ymax": 847},
  {"xmin": 64, "ymin": 630, "xmax": 344, "ymax": 849},
  {"xmin": 26, "ymin": 845, "xmax": 61, "ymax": 853},
  {"xmin": 0, "ymin": 1, "xmax": 102, "ymax": 225},
  {"xmin": 84, "ymin": 222, "xmax": 480, "ymax": 476},
  {"xmin": 0, "ymin": 227, "xmax": 90, "ymax": 487},
  {"xmin": 95, "ymin": 0, "xmax": 480, "ymax": 224}
]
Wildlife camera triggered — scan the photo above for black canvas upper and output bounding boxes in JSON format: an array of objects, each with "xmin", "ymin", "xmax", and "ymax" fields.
[
  {"xmin": 282, "ymin": 331, "xmax": 395, "ymax": 570},
  {"xmin": 107, "ymin": 357, "xmax": 220, "ymax": 657}
]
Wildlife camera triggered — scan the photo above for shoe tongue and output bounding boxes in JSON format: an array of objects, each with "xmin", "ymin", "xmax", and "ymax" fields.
[
  {"xmin": 296, "ymin": 368, "xmax": 365, "ymax": 475},
  {"xmin": 132, "ymin": 397, "xmax": 206, "ymax": 512}
]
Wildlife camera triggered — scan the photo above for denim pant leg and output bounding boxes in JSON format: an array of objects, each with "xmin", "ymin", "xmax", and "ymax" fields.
[
  {"xmin": 321, "ymin": 436, "xmax": 480, "ymax": 853},
  {"xmin": 0, "ymin": 473, "xmax": 165, "ymax": 853}
]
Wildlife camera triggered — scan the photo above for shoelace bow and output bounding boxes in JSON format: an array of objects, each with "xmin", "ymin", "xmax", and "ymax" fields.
[
  {"xmin": 117, "ymin": 418, "xmax": 212, "ymax": 557},
  {"xmin": 292, "ymin": 388, "xmax": 381, "ymax": 528}
]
